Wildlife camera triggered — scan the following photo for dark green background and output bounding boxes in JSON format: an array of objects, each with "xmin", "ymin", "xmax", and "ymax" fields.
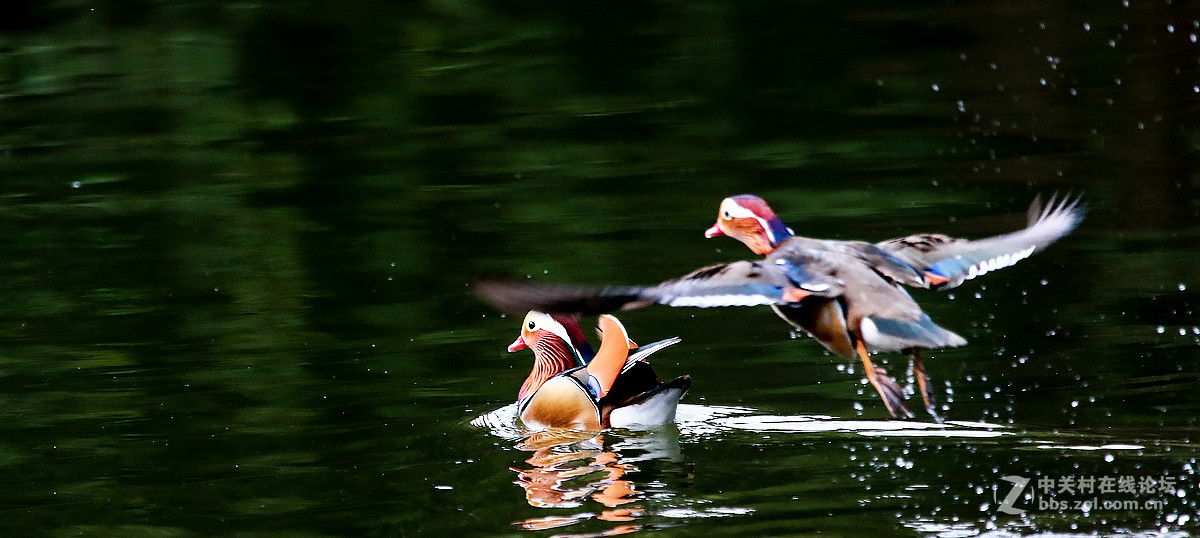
[{"xmin": 1, "ymin": 0, "xmax": 1197, "ymax": 535}]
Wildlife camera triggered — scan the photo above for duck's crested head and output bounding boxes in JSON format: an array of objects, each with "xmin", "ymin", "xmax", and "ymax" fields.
[
  {"xmin": 704, "ymin": 195, "xmax": 794, "ymax": 255},
  {"xmin": 509, "ymin": 311, "xmax": 573, "ymax": 352},
  {"xmin": 513, "ymin": 311, "xmax": 589, "ymax": 402}
]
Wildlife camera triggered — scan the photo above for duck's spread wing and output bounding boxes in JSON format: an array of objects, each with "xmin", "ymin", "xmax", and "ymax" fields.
[
  {"xmin": 650, "ymin": 260, "xmax": 797, "ymax": 307},
  {"xmin": 474, "ymin": 280, "xmax": 649, "ymax": 315},
  {"xmin": 877, "ymin": 193, "xmax": 1085, "ymax": 290},
  {"xmin": 475, "ymin": 260, "xmax": 806, "ymax": 315}
]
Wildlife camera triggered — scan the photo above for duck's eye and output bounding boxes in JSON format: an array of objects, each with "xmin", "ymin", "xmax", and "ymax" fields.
[
  {"xmin": 527, "ymin": 321, "xmax": 536, "ymax": 330},
  {"xmin": 722, "ymin": 210, "xmax": 732, "ymax": 219}
]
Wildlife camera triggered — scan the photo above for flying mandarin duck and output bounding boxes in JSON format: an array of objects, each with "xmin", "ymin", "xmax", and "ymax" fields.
[{"xmin": 481, "ymin": 194, "xmax": 1084, "ymax": 418}]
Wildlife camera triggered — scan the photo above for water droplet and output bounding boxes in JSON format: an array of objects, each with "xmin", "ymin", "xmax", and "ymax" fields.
[
  {"xmin": 931, "ymin": 83, "xmax": 940, "ymax": 92},
  {"xmin": 71, "ymin": 181, "xmax": 82, "ymax": 189},
  {"xmin": 1105, "ymin": 454, "xmax": 1114, "ymax": 463},
  {"xmin": 1179, "ymin": 283, "xmax": 1187, "ymax": 291},
  {"xmin": 1157, "ymin": 326, "xmax": 1166, "ymax": 334}
]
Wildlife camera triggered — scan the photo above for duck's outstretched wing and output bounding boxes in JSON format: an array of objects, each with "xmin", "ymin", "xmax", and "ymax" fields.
[
  {"xmin": 476, "ymin": 260, "xmax": 812, "ymax": 315},
  {"xmin": 877, "ymin": 193, "xmax": 1086, "ymax": 290},
  {"xmin": 474, "ymin": 280, "xmax": 649, "ymax": 315}
]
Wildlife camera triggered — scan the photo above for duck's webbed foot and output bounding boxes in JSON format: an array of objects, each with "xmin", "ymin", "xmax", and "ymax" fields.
[
  {"xmin": 909, "ymin": 348, "xmax": 941, "ymax": 422},
  {"xmin": 857, "ymin": 342, "xmax": 912, "ymax": 419}
]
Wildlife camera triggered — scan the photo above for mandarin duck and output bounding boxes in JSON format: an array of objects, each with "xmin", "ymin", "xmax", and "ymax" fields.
[
  {"xmin": 478, "ymin": 194, "xmax": 1085, "ymax": 418},
  {"xmin": 509, "ymin": 311, "xmax": 691, "ymax": 431}
]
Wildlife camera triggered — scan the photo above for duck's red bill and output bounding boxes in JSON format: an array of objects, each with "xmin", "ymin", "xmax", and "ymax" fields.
[{"xmin": 507, "ymin": 336, "xmax": 528, "ymax": 352}]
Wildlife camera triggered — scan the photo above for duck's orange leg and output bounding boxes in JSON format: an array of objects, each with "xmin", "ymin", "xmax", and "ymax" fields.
[
  {"xmin": 856, "ymin": 341, "xmax": 912, "ymax": 418},
  {"xmin": 911, "ymin": 349, "xmax": 936, "ymax": 415}
]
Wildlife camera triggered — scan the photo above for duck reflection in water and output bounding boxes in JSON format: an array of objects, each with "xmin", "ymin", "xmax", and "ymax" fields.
[{"xmin": 510, "ymin": 427, "xmax": 684, "ymax": 532}]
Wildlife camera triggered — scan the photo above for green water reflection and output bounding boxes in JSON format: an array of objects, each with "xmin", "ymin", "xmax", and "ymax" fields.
[{"xmin": 1, "ymin": 0, "xmax": 1197, "ymax": 535}]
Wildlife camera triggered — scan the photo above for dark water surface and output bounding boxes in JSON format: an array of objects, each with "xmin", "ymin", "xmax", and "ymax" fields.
[{"xmin": 2, "ymin": 1, "xmax": 1198, "ymax": 535}]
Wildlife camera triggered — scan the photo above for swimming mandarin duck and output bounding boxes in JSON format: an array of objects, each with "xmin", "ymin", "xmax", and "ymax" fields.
[
  {"xmin": 509, "ymin": 311, "xmax": 691, "ymax": 431},
  {"xmin": 478, "ymin": 194, "xmax": 1085, "ymax": 418}
]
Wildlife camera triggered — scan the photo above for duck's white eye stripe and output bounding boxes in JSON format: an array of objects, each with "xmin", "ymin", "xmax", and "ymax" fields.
[
  {"xmin": 723, "ymin": 201, "xmax": 779, "ymax": 243},
  {"xmin": 528, "ymin": 312, "xmax": 572, "ymax": 344},
  {"xmin": 724, "ymin": 204, "xmax": 758, "ymax": 219}
]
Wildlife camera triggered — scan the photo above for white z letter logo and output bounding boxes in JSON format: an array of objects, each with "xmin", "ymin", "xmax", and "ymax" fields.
[{"xmin": 995, "ymin": 475, "xmax": 1030, "ymax": 515}]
